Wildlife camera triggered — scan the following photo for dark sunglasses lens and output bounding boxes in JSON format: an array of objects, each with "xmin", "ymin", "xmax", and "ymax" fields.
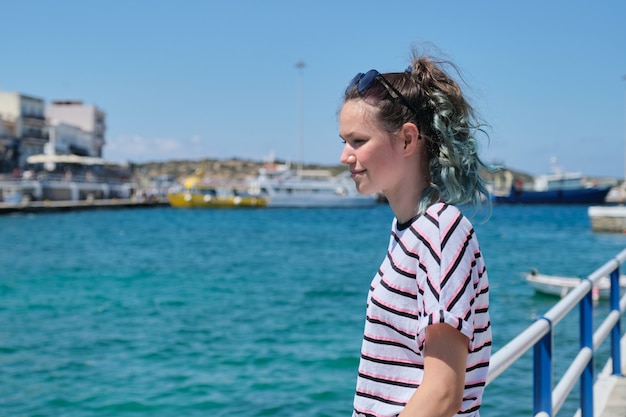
[
  {"xmin": 357, "ymin": 70, "xmax": 380, "ymax": 94},
  {"xmin": 345, "ymin": 73, "xmax": 364, "ymax": 95}
]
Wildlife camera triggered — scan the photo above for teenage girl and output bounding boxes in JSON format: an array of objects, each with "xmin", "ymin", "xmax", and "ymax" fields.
[{"xmin": 339, "ymin": 51, "xmax": 492, "ymax": 417}]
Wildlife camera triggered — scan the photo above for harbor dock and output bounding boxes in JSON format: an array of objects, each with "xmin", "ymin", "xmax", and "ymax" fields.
[
  {"xmin": 0, "ymin": 198, "xmax": 168, "ymax": 214},
  {"xmin": 588, "ymin": 205, "xmax": 626, "ymax": 233},
  {"xmin": 594, "ymin": 334, "xmax": 626, "ymax": 417}
]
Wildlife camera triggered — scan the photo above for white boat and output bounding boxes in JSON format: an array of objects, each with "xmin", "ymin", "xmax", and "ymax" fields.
[
  {"xmin": 248, "ymin": 163, "xmax": 378, "ymax": 208},
  {"xmin": 525, "ymin": 269, "xmax": 626, "ymax": 300}
]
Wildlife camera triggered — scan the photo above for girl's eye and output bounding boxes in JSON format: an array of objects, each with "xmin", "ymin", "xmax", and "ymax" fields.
[{"xmin": 341, "ymin": 138, "xmax": 367, "ymax": 147}]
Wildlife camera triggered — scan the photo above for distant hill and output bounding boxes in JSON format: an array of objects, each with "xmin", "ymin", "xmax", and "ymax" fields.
[
  {"xmin": 130, "ymin": 157, "xmax": 556, "ymax": 194},
  {"xmin": 131, "ymin": 158, "xmax": 348, "ymax": 183}
]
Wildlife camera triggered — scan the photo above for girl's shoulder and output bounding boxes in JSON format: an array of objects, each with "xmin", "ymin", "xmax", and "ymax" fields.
[
  {"xmin": 423, "ymin": 201, "xmax": 461, "ymax": 221},
  {"xmin": 422, "ymin": 202, "xmax": 474, "ymax": 233}
]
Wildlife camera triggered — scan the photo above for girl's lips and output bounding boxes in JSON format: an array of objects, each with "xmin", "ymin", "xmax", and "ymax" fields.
[{"xmin": 350, "ymin": 169, "xmax": 366, "ymax": 177}]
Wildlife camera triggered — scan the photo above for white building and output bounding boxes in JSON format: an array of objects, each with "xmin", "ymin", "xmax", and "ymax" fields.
[
  {"xmin": 45, "ymin": 100, "xmax": 106, "ymax": 157},
  {"xmin": 0, "ymin": 91, "xmax": 48, "ymax": 166},
  {"xmin": 45, "ymin": 121, "xmax": 94, "ymax": 156}
]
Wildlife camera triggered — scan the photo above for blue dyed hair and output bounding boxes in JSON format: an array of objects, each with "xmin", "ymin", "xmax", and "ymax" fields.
[{"xmin": 344, "ymin": 50, "xmax": 493, "ymax": 217}]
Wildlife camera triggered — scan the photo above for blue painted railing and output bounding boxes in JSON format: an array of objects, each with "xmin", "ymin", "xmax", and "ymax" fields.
[{"xmin": 486, "ymin": 248, "xmax": 626, "ymax": 417}]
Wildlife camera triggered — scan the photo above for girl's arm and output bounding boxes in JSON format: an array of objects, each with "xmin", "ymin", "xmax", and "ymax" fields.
[{"xmin": 399, "ymin": 323, "xmax": 468, "ymax": 417}]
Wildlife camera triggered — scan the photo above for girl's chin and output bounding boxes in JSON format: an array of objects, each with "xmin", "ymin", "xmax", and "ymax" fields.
[{"xmin": 354, "ymin": 182, "xmax": 376, "ymax": 195}]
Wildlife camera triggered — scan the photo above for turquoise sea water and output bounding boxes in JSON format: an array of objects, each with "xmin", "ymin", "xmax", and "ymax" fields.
[{"xmin": 2, "ymin": 204, "xmax": 626, "ymax": 417}]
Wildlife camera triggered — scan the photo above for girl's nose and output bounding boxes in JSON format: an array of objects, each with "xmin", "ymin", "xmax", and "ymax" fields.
[{"xmin": 340, "ymin": 145, "xmax": 355, "ymax": 165}]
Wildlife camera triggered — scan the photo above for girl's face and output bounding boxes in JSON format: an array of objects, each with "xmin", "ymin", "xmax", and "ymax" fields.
[{"xmin": 339, "ymin": 100, "xmax": 405, "ymax": 196}]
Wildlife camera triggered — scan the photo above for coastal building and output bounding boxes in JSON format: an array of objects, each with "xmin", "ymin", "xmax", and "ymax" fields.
[
  {"xmin": 46, "ymin": 120, "xmax": 98, "ymax": 158},
  {"xmin": 45, "ymin": 100, "xmax": 106, "ymax": 157},
  {"xmin": 0, "ymin": 91, "xmax": 48, "ymax": 167}
]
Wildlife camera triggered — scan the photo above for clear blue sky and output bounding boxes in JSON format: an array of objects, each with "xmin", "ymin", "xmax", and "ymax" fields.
[{"xmin": 1, "ymin": 0, "xmax": 625, "ymax": 177}]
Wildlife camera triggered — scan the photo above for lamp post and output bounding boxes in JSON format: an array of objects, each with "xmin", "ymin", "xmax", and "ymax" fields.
[
  {"xmin": 623, "ymin": 74, "xmax": 626, "ymax": 183},
  {"xmin": 296, "ymin": 61, "xmax": 305, "ymax": 173}
]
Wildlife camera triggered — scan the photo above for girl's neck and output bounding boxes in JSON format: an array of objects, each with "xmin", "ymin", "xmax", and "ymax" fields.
[
  {"xmin": 385, "ymin": 142, "xmax": 431, "ymax": 224},
  {"xmin": 385, "ymin": 181, "xmax": 427, "ymax": 225}
]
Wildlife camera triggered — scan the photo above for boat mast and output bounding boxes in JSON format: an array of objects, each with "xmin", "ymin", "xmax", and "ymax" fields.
[{"xmin": 296, "ymin": 61, "xmax": 305, "ymax": 174}]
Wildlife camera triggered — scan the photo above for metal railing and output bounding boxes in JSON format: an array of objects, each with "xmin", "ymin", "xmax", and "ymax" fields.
[{"xmin": 486, "ymin": 248, "xmax": 626, "ymax": 417}]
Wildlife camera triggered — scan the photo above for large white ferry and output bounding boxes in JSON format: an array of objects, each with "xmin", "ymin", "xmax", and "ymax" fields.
[{"xmin": 248, "ymin": 163, "xmax": 378, "ymax": 208}]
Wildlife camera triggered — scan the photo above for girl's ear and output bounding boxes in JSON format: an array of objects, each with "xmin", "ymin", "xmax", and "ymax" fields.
[{"xmin": 400, "ymin": 123, "xmax": 420, "ymax": 156}]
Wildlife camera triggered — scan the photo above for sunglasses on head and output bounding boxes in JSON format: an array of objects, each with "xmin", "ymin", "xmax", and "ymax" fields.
[{"xmin": 345, "ymin": 69, "xmax": 418, "ymax": 115}]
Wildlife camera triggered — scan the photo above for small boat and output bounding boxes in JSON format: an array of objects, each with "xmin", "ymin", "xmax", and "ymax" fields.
[
  {"xmin": 524, "ymin": 269, "xmax": 626, "ymax": 300},
  {"xmin": 247, "ymin": 162, "xmax": 378, "ymax": 208},
  {"xmin": 167, "ymin": 171, "xmax": 267, "ymax": 208},
  {"xmin": 493, "ymin": 158, "xmax": 612, "ymax": 205}
]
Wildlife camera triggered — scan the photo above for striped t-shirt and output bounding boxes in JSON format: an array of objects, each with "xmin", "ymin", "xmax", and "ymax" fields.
[{"xmin": 353, "ymin": 202, "xmax": 491, "ymax": 417}]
